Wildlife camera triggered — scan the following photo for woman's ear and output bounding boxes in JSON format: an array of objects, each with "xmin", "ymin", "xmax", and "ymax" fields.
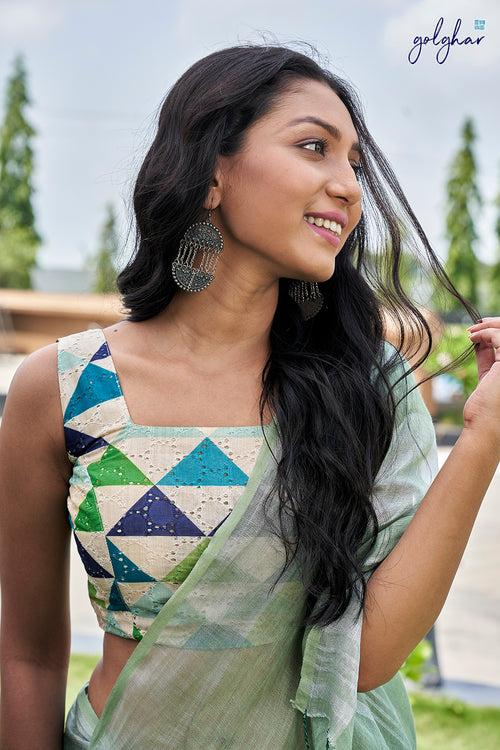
[{"xmin": 203, "ymin": 179, "xmax": 222, "ymax": 211}]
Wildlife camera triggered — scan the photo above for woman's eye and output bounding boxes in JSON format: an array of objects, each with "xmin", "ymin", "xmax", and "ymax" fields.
[
  {"xmin": 300, "ymin": 140, "xmax": 363, "ymax": 179},
  {"xmin": 301, "ymin": 138, "xmax": 328, "ymax": 155}
]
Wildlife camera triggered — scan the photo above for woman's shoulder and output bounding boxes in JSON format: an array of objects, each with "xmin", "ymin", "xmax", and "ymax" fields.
[{"xmin": 1, "ymin": 341, "xmax": 71, "ymax": 471}]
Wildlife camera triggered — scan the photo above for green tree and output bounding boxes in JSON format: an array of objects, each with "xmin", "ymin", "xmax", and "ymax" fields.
[
  {"xmin": 488, "ymin": 169, "xmax": 500, "ymax": 314},
  {"xmin": 437, "ymin": 117, "xmax": 482, "ymax": 314},
  {"xmin": 89, "ymin": 202, "xmax": 119, "ymax": 293},
  {"xmin": 0, "ymin": 53, "xmax": 41, "ymax": 287}
]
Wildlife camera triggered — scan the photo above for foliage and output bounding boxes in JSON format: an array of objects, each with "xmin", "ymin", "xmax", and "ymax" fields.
[
  {"xmin": 432, "ymin": 118, "xmax": 482, "ymax": 312},
  {"xmin": 400, "ymin": 638, "xmax": 435, "ymax": 684},
  {"xmin": 87, "ymin": 202, "xmax": 119, "ymax": 293},
  {"xmin": 65, "ymin": 652, "xmax": 100, "ymax": 717},
  {"xmin": 488, "ymin": 167, "xmax": 500, "ymax": 314},
  {"xmin": 0, "ymin": 226, "xmax": 38, "ymax": 287},
  {"xmin": 0, "ymin": 54, "xmax": 41, "ymax": 242},
  {"xmin": 410, "ymin": 690, "xmax": 500, "ymax": 750},
  {"xmin": 425, "ymin": 324, "xmax": 478, "ymax": 400},
  {"xmin": 0, "ymin": 53, "xmax": 41, "ymax": 287}
]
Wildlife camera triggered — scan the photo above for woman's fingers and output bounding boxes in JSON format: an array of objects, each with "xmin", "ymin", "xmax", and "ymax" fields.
[
  {"xmin": 469, "ymin": 327, "xmax": 500, "ymax": 346},
  {"xmin": 467, "ymin": 317, "xmax": 500, "ymax": 331}
]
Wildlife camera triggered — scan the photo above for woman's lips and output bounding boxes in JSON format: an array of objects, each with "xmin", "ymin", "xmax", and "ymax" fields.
[{"xmin": 305, "ymin": 220, "xmax": 341, "ymax": 248}]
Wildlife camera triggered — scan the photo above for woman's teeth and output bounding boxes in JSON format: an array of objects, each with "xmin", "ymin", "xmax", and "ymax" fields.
[{"xmin": 304, "ymin": 215, "xmax": 342, "ymax": 237}]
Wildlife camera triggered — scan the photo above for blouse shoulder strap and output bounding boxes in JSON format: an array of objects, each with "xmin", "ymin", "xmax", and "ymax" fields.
[{"xmin": 56, "ymin": 327, "xmax": 127, "ymax": 462}]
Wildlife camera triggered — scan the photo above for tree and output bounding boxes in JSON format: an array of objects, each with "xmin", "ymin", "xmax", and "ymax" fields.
[
  {"xmin": 89, "ymin": 202, "xmax": 119, "ymax": 294},
  {"xmin": 0, "ymin": 53, "xmax": 41, "ymax": 288},
  {"xmin": 439, "ymin": 117, "xmax": 482, "ymax": 315},
  {"xmin": 488, "ymin": 167, "xmax": 500, "ymax": 314}
]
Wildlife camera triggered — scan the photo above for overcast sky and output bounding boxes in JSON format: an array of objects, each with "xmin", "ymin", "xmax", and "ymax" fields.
[{"xmin": 0, "ymin": 0, "xmax": 498, "ymax": 271}]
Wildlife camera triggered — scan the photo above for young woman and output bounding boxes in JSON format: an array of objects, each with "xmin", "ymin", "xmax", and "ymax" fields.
[{"xmin": 1, "ymin": 43, "xmax": 499, "ymax": 749}]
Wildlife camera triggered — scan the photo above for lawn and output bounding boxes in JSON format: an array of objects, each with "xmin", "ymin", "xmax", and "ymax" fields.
[
  {"xmin": 67, "ymin": 654, "xmax": 500, "ymax": 748},
  {"xmin": 410, "ymin": 691, "xmax": 500, "ymax": 750}
]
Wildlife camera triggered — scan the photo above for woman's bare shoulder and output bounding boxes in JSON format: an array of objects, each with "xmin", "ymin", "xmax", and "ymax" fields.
[{"xmin": 1, "ymin": 341, "xmax": 71, "ymax": 474}]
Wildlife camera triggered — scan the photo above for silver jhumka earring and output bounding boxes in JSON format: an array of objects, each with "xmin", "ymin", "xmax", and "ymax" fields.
[
  {"xmin": 171, "ymin": 207, "xmax": 224, "ymax": 292},
  {"xmin": 287, "ymin": 279, "xmax": 324, "ymax": 320}
]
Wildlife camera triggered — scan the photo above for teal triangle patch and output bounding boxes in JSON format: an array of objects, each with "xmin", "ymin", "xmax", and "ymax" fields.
[
  {"xmin": 63, "ymin": 361, "xmax": 122, "ymax": 423},
  {"xmin": 159, "ymin": 438, "xmax": 249, "ymax": 486},
  {"xmin": 106, "ymin": 538, "xmax": 156, "ymax": 583}
]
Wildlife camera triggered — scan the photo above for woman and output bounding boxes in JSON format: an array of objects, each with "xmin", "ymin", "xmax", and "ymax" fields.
[{"xmin": 0, "ymin": 43, "xmax": 499, "ymax": 749}]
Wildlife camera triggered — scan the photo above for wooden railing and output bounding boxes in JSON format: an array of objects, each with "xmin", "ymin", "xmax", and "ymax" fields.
[{"xmin": 0, "ymin": 288, "xmax": 443, "ymax": 415}]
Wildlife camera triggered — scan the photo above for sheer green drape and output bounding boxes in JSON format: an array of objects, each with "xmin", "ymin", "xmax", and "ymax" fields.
[{"xmin": 88, "ymin": 342, "xmax": 438, "ymax": 749}]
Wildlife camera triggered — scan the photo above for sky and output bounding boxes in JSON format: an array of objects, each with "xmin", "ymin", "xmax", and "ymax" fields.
[{"xmin": 0, "ymin": 0, "xmax": 498, "ymax": 271}]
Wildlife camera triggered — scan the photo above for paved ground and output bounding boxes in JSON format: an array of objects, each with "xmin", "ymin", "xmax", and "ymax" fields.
[
  {"xmin": 1, "ymin": 354, "xmax": 499, "ymax": 705},
  {"xmin": 430, "ymin": 452, "xmax": 500, "ymax": 703}
]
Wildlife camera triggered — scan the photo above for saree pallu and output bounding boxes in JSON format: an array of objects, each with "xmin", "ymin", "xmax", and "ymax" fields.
[
  {"xmin": 64, "ymin": 682, "xmax": 99, "ymax": 749},
  {"xmin": 85, "ymin": 341, "xmax": 439, "ymax": 749}
]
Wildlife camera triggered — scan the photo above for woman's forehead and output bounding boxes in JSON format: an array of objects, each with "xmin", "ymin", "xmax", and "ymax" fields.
[{"xmin": 258, "ymin": 82, "xmax": 358, "ymax": 139}]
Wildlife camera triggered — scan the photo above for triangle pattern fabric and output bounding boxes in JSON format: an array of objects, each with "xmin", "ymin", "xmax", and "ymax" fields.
[
  {"xmin": 63, "ymin": 361, "xmax": 122, "ymax": 423},
  {"xmin": 57, "ymin": 326, "xmax": 267, "ymax": 641},
  {"xmin": 159, "ymin": 437, "xmax": 249, "ymax": 486},
  {"xmin": 106, "ymin": 538, "xmax": 156, "ymax": 583},
  {"xmin": 74, "ymin": 487, "xmax": 104, "ymax": 532},
  {"xmin": 108, "ymin": 579, "xmax": 131, "ymax": 612},
  {"xmin": 64, "ymin": 426, "xmax": 109, "ymax": 460},
  {"xmin": 87, "ymin": 444, "xmax": 153, "ymax": 487},
  {"xmin": 107, "ymin": 485, "xmax": 204, "ymax": 537},
  {"xmin": 90, "ymin": 341, "xmax": 112, "ymax": 364},
  {"xmin": 74, "ymin": 533, "xmax": 113, "ymax": 578}
]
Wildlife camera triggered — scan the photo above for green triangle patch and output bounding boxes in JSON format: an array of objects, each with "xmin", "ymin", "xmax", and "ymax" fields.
[
  {"xmin": 74, "ymin": 487, "xmax": 104, "ymax": 532},
  {"xmin": 87, "ymin": 444, "xmax": 152, "ymax": 486}
]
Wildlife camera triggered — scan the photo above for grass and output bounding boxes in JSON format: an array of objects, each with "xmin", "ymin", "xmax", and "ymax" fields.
[
  {"xmin": 409, "ymin": 690, "xmax": 500, "ymax": 749},
  {"xmin": 66, "ymin": 652, "xmax": 100, "ymax": 717},
  {"xmin": 67, "ymin": 654, "xmax": 500, "ymax": 747}
]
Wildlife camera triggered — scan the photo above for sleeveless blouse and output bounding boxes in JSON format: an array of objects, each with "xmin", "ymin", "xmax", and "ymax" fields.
[{"xmin": 56, "ymin": 327, "xmax": 269, "ymax": 642}]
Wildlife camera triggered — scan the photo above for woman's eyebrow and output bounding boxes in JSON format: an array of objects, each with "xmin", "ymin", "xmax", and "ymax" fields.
[{"xmin": 285, "ymin": 115, "xmax": 362, "ymax": 155}]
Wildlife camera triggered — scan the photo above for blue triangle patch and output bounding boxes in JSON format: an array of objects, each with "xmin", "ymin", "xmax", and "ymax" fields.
[
  {"xmin": 74, "ymin": 533, "xmax": 113, "ymax": 578},
  {"xmin": 63, "ymin": 362, "xmax": 122, "ymax": 423},
  {"xmin": 107, "ymin": 485, "xmax": 204, "ymax": 537},
  {"xmin": 108, "ymin": 580, "xmax": 131, "ymax": 612},
  {"xmin": 90, "ymin": 341, "xmax": 111, "ymax": 363},
  {"xmin": 64, "ymin": 426, "xmax": 108, "ymax": 459},
  {"xmin": 159, "ymin": 438, "xmax": 249, "ymax": 486},
  {"xmin": 106, "ymin": 538, "xmax": 156, "ymax": 582}
]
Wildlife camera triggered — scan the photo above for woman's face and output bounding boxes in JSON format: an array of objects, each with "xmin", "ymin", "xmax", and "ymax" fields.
[{"xmin": 214, "ymin": 78, "xmax": 363, "ymax": 284}]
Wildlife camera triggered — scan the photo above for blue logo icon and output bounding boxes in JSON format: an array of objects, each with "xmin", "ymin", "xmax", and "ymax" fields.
[{"xmin": 474, "ymin": 19, "xmax": 485, "ymax": 30}]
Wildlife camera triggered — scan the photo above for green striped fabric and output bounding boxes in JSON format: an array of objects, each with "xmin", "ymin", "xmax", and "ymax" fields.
[{"xmin": 86, "ymin": 341, "xmax": 438, "ymax": 749}]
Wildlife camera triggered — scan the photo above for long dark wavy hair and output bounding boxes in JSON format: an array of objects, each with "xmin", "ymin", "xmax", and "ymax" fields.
[{"xmin": 116, "ymin": 42, "xmax": 480, "ymax": 629}]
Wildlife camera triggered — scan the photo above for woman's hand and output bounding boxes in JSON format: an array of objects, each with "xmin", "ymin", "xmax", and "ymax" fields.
[{"xmin": 463, "ymin": 316, "xmax": 500, "ymax": 449}]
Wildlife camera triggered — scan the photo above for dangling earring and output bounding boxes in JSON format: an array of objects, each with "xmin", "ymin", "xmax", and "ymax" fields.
[
  {"xmin": 171, "ymin": 207, "xmax": 224, "ymax": 292},
  {"xmin": 288, "ymin": 279, "xmax": 324, "ymax": 320}
]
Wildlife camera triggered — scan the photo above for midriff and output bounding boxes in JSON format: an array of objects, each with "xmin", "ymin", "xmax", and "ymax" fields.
[{"xmin": 87, "ymin": 632, "xmax": 139, "ymax": 718}]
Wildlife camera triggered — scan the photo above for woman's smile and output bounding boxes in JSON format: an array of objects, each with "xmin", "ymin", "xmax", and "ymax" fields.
[{"xmin": 304, "ymin": 217, "xmax": 342, "ymax": 248}]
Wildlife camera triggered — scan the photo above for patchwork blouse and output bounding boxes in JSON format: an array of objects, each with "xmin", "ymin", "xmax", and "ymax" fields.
[{"xmin": 56, "ymin": 326, "xmax": 269, "ymax": 642}]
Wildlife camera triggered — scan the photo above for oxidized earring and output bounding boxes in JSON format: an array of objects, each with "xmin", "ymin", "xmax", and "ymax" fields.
[
  {"xmin": 288, "ymin": 279, "xmax": 324, "ymax": 320},
  {"xmin": 171, "ymin": 207, "xmax": 224, "ymax": 292}
]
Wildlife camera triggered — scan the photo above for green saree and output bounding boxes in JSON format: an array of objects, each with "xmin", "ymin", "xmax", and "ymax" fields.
[{"xmin": 87, "ymin": 341, "xmax": 439, "ymax": 749}]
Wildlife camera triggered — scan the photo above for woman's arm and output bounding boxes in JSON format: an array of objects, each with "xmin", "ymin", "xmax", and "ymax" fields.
[
  {"xmin": 0, "ymin": 343, "xmax": 74, "ymax": 749},
  {"xmin": 358, "ymin": 427, "xmax": 500, "ymax": 692}
]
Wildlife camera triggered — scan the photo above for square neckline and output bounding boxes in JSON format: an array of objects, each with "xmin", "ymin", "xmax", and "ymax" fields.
[{"xmin": 96, "ymin": 326, "xmax": 273, "ymax": 431}]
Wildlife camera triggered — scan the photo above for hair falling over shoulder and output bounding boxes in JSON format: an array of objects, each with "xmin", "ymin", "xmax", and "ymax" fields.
[{"xmin": 115, "ymin": 40, "xmax": 480, "ymax": 629}]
